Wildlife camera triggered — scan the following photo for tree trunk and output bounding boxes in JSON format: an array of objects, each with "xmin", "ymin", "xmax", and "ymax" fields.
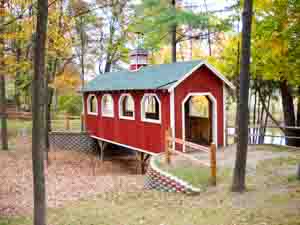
[
  {"xmin": 32, "ymin": 0, "xmax": 48, "ymax": 224},
  {"xmin": 0, "ymin": 0, "xmax": 8, "ymax": 150},
  {"xmin": 252, "ymin": 89, "xmax": 257, "ymax": 144},
  {"xmin": 0, "ymin": 75, "xmax": 8, "ymax": 150},
  {"xmin": 15, "ymin": 47, "xmax": 22, "ymax": 111},
  {"xmin": 104, "ymin": 60, "xmax": 111, "ymax": 73},
  {"xmin": 280, "ymin": 80, "xmax": 299, "ymax": 146},
  {"xmin": 260, "ymin": 93, "xmax": 271, "ymax": 144},
  {"xmin": 44, "ymin": 77, "xmax": 54, "ymax": 164},
  {"xmin": 79, "ymin": 18, "xmax": 86, "ymax": 131},
  {"xmin": 203, "ymin": 0, "xmax": 212, "ymax": 56},
  {"xmin": 232, "ymin": 0, "xmax": 253, "ymax": 192},
  {"xmin": 297, "ymin": 87, "xmax": 300, "ymax": 127},
  {"xmin": 171, "ymin": 0, "xmax": 176, "ymax": 63},
  {"xmin": 234, "ymin": 39, "xmax": 240, "ymax": 144}
]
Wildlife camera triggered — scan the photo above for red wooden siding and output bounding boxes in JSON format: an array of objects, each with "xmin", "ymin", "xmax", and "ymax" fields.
[
  {"xmin": 84, "ymin": 64, "xmax": 226, "ymax": 154},
  {"xmin": 173, "ymin": 65, "xmax": 224, "ymax": 147},
  {"xmin": 84, "ymin": 91, "xmax": 170, "ymax": 154}
]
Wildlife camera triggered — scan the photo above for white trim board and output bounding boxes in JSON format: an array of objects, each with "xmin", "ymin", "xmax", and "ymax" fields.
[
  {"xmin": 181, "ymin": 92, "xmax": 218, "ymax": 152},
  {"xmin": 101, "ymin": 94, "xmax": 114, "ymax": 118},
  {"xmin": 91, "ymin": 135, "xmax": 157, "ymax": 156},
  {"xmin": 87, "ymin": 94, "xmax": 98, "ymax": 115},
  {"xmin": 167, "ymin": 61, "xmax": 235, "ymax": 92},
  {"xmin": 140, "ymin": 93, "xmax": 162, "ymax": 124},
  {"xmin": 118, "ymin": 93, "xmax": 135, "ymax": 120},
  {"xmin": 170, "ymin": 90, "xmax": 175, "ymax": 150},
  {"xmin": 223, "ymin": 83, "xmax": 226, "ymax": 147}
]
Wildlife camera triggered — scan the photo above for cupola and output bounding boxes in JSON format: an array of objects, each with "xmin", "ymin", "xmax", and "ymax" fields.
[{"xmin": 129, "ymin": 48, "xmax": 148, "ymax": 71}]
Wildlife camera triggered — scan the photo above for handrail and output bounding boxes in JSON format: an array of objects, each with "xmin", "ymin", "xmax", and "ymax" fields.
[
  {"xmin": 227, "ymin": 125, "xmax": 300, "ymax": 130},
  {"xmin": 167, "ymin": 136, "xmax": 210, "ymax": 153},
  {"xmin": 164, "ymin": 127, "xmax": 217, "ymax": 186}
]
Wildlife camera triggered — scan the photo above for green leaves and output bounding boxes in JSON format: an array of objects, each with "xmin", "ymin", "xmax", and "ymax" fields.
[
  {"xmin": 130, "ymin": 0, "xmax": 228, "ymax": 52},
  {"xmin": 252, "ymin": 0, "xmax": 300, "ymax": 85}
]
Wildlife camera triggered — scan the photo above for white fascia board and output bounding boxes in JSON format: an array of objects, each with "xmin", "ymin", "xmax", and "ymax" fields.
[{"xmin": 167, "ymin": 61, "xmax": 235, "ymax": 92}]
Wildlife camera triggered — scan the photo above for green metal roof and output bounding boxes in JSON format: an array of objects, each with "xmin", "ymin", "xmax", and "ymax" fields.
[{"xmin": 81, "ymin": 60, "xmax": 202, "ymax": 92}]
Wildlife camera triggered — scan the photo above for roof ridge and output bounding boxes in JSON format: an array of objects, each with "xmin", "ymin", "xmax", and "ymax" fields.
[{"xmin": 82, "ymin": 60, "xmax": 204, "ymax": 92}]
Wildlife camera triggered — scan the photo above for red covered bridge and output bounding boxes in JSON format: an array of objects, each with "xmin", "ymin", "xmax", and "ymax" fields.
[{"xmin": 82, "ymin": 49, "xmax": 234, "ymax": 159}]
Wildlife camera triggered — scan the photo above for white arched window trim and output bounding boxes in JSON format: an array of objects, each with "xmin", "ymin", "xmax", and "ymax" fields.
[
  {"xmin": 101, "ymin": 94, "xmax": 114, "ymax": 118},
  {"xmin": 181, "ymin": 92, "xmax": 218, "ymax": 151},
  {"xmin": 141, "ymin": 93, "xmax": 161, "ymax": 124},
  {"xmin": 87, "ymin": 94, "xmax": 98, "ymax": 115},
  {"xmin": 118, "ymin": 93, "xmax": 135, "ymax": 120}
]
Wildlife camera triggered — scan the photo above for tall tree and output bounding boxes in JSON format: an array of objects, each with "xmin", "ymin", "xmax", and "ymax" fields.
[
  {"xmin": 171, "ymin": 0, "xmax": 176, "ymax": 62},
  {"xmin": 232, "ymin": 0, "xmax": 254, "ymax": 192},
  {"xmin": 131, "ymin": 0, "xmax": 230, "ymax": 64},
  {"xmin": 251, "ymin": 0, "xmax": 300, "ymax": 146},
  {"xmin": 0, "ymin": 0, "xmax": 8, "ymax": 150},
  {"xmin": 32, "ymin": 0, "xmax": 48, "ymax": 224}
]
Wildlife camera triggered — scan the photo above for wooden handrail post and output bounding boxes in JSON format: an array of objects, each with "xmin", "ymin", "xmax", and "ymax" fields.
[
  {"xmin": 210, "ymin": 143, "xmax": 217, "ymax": 186},
  {"xmin": 165, "ymin": 127, "xmax": 171, "ymax": 164},
  {"xmin": 65, "ymin": 112, "xmax": 70, "ymax": 130}
]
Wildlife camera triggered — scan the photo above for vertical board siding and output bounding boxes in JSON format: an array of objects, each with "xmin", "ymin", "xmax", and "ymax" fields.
[
  {"xmin": 84, "ymin": 91, "xmax": 170, "ymax": 153},
  {"xmin": 174, "ymin": 66, "xmax": 224, "ymax": 147},
  {"xmin": 84, "ymin": 65, "xmax": 225, "ymax": 153}
]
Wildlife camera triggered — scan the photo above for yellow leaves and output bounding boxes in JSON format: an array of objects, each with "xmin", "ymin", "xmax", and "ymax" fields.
[
  {"xmin": 48, "ymin": 30, "xmax": 72, "ymax": 57},
  {"xmin": 10, "ymin": 0, "xmax": 33, "ymax": 6},
  {"xmin": 46, "ymin": 12, "xmax": 74, "ymax": 58},
  {"xmin": 150, "ymin": 47, "xmax": 171, "ymax": 64},
  {"xmin": 0, "ymin": 31, "xmax": 29, "ymax": 40},
  {"xmin": 22, "ymin": 19, "xmax": 34, "ymax": 37},
  {"xmin": 53, "ymin": 64, "xmax": 81, "ymax": 92},
  {"xmin": 0, "ymin": 7, "xmax": 9, "ymax": 17},
  {"xmin": 0, "ymin": 54, "xmax": 32, "ymax": 77},
  {"xmin": 254, "ymin": 0, "xmax": 273, "ymax": 11}
]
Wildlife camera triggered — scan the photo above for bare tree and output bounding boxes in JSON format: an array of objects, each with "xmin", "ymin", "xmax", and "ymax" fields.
[
  {"xmin": 231, "ymin": 0, "xmax": 254, "ymax": 192},
  {"xmin": 32, "ymin": 0, "xmax": 48, "ymax": 224}
]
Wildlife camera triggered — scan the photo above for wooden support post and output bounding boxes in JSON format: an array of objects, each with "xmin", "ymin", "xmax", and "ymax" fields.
[
  {"xmin": 165, "ymin": 128, "xmax": 171, "ymax": 165},
  {"xmin": 97, "ymin": 140, "xmax": 107, "ymax": 162},
  {"xmin": 101, "ymin": 142, "xmax": 107, "ymax": 162},
  {"xmin": 140, "ymin": 152, "xmax": 145, "ymax": 174},
  {"xmin": 225, "ymin": 120, "xmax": 228, "ymax": 148},
  {"xmin": 210, "ymin": 143, "xmax": 217, "ymax": 186},
  {"xmin": 64, "ymin": 113, "xmax": 70, "ymax": 130},
  {"xmin": 81, "ymin": 112, "xmax": 85, "ymax": 131}
]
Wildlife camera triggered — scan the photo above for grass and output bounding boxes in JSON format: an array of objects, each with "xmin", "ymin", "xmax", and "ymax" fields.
[
  {"xmin": 252, "ymin": 144, "xmax": 297, "ymax": 152},
  {"xmin": 287, "ymin": 174, "xmax": 300, "ymax": 183},
  {"xmin": 154, "ymin": 156, "xmax": 231, "ymax": 189},
  {"xmin": 165, "ymin": 166, "xmax": 211, "ymax": 188},
  {"xmin": 0, "ymin": 119, "xmax": 81, "ymax": 137},
  {"xmin": 0, "ymin": 217, "xmax": 31, "ymax": 225},
  {"xmin": 154, "ymin": 158, "xmax": 212, "ymax": 188},
  {"xmin": 51, "ymin": 119, "xmax": 81, "ymax": 131},
  {"xmin": 154, "ymin": 154, "xmax": 231, "ymax": 190},
  {"xmin": 1, "ymin": 145, "xmax": 300, "ymax": 225}
]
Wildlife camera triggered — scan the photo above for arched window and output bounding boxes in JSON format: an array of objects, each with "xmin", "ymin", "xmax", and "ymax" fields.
[
  {"xmin": 101, "ymin": 94, "xmax": 114, "ymax": 117},
  {"xmin": 119, "ymin": 94, "xmax": 135, "ymax": 120},
  {"xmin": 87, "ymin": 94, "xmax": 98, "ymax": 115},
  {"xmin": 141, "ymin": 94, "xmax": 161, "ymax": 123}
]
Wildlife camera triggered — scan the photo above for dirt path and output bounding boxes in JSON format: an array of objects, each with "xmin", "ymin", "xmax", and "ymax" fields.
[
  {"xmin": 189, "ymin": 144, "xmax": 295, "ymax": 171},
  {"xmin": 0, "ymin": 138, "xmax": 144, "ymax": 216}
]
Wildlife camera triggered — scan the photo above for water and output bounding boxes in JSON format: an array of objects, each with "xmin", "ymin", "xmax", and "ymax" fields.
[{"xmin": 227, "ymin": 127, "xmax": 286, "ymax": 145}]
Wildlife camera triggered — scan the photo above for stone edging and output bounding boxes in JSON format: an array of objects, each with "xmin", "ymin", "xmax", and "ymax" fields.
[{"xmin": 144, "ymin": 154, "xmax": 201, "ymax": 194}]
